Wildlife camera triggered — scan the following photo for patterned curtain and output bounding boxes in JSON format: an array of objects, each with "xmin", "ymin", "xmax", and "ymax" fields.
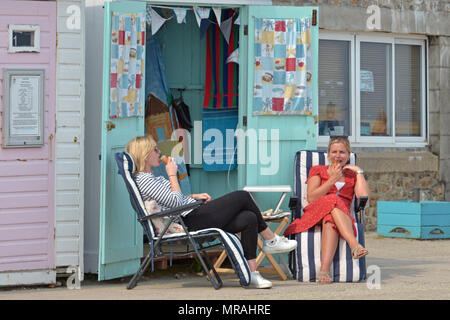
[
  {"xmin": 253, "ymin": 17, "xmax": 312, "ymax": 115},
  {"xmin": 110, "ymin": 12, "xmax": 146, "ymax": 118}
]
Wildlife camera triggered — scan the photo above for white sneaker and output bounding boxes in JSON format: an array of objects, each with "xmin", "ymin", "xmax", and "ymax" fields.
[
  {"xmin": 262, "ymin": 235, "xmax": 297, "ymax": 254},
  {"xmin": 248, "ymin": 271, "xmax": 272, "ymax": 289}
]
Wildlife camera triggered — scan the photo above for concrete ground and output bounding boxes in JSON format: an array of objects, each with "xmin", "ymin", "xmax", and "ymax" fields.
[{"xmin": 1, "ymin": 232, "xmax": 449, "ymax": 300}]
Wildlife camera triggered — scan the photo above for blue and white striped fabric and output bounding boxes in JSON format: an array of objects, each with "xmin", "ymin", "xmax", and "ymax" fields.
[
  {"xmin": 290, "ymin": 150, "xmax": 366, "ymax": 282},
  {"xmin": 115, "ymin": 152, "xmax": 251, "ymax": 286}
]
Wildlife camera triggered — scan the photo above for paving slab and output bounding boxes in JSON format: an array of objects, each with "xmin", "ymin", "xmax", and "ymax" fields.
[{"xmin": 1, "ymin": 232, "xmax": 449, "ymax": 300}]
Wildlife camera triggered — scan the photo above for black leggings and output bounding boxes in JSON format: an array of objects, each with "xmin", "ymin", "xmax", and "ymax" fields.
[{"xmin": 182, "ymin": 190, "xmax": 268, "ymax": 260}]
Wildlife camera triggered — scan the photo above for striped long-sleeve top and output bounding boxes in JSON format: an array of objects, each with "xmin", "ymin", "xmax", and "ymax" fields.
[{"xmin": 135, "ymin": 172, "xmax": 196, "ymax": 216}]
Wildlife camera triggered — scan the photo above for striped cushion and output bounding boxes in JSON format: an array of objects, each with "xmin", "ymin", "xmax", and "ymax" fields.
[
  {"xmin": 115, "ymin": 152, "xmax": 250, "ymax": 286},
  {"xmin": 291, "ymin": 150, "xmax": 366, "ymax": 282}
]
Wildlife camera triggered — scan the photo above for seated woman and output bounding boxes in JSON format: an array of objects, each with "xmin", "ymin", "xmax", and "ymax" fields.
[
  {"xmin": 125, "ymin": 135, "xmax": 297, "ymax": 289},
  {"xmin": 284, "ymin": 136, "xmax": 369, "ymax": 284}
]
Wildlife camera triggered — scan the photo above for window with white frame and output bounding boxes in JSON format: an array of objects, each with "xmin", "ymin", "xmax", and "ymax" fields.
[
  {"xmin": 8, "ymin": 24, "xmax": 40, "ymax": 53},
  {"xmin": 318, "ymin": 33, "xmax": 427, "ymax": 146}
]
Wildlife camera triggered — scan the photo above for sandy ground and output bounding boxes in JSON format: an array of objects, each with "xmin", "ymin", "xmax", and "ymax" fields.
[{"xmin": 1, "ymin": 232, "xmax": 449, "ymax": 300}]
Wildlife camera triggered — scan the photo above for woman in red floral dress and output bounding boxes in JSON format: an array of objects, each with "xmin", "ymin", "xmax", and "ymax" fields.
[{"xmin": 284, "ymin": 136, "xmax": 370, "ymax": 284}]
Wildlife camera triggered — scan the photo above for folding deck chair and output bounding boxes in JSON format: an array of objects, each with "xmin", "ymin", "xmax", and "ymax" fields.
[
  {"xmin": 288, "ymin": 150, "xmax": 368, "ymax": 282},
  {"xmin": 115, "ymin": 152, "xmax": 251, "ymax": 290}
]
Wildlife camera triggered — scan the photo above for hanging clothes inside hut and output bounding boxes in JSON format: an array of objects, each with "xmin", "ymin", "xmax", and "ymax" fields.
[{"xmin": 202, "ymin": 10, "xmax": 239, "ymax": 172}]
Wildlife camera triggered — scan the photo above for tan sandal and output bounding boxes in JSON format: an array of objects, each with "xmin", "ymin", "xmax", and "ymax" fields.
[
  {"xmin": 317, "ymin": 271, "xmax": 332, "ymax": 284},
  {"xmin": 352, "ymin": 244, "xmax": 368, "ymax": 259}
]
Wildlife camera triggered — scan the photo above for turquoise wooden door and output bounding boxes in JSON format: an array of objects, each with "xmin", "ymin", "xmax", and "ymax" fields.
[
  {"xmin": 98, "ymin": 1, "xmax": 146, "ymax": 280},
  {"xmin": 238, "ymin": 6, "xmax": 319, "ymax": 212}
]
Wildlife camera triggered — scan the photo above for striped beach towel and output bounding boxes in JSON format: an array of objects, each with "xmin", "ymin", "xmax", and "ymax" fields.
[
  {"xmin": 289, "ymin": 150, "xmax": 367, "ymax": 282},
  {"xmin": 203, "ymin": 12, "xmax": 239, "ymax": 109}
]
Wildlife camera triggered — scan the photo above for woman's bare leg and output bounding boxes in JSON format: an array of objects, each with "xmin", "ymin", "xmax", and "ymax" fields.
[
  {"xmin": 248, "ymin": 259, "xmax": 257, "ymax": 272},
  {"xmin": 330, "ymin": 207, "xmax": 362, "ymax": 251},
  {"xmin": 320, "ymin": 220, "xmax": 339, "ymax": 272},
  {"xmin": 259, "ymin": 226, "xmax": 275, "ymax": 241}
]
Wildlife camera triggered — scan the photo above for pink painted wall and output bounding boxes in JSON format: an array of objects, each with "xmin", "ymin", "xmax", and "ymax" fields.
[{"xmin": 0, "ymin": 1, "xmax": 56, "ymax": 272}]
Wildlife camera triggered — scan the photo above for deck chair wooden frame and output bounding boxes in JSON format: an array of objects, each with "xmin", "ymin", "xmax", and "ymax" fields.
[
  {"xmin": 115, "ymin": 152, "xmax": 251, "ymax": 290},
  {"xmin": 287, "ymin": 150, "xmax": 368, "ymax": 282}
]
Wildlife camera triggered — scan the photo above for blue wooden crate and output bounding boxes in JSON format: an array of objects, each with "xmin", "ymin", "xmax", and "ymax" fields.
[{"xmin": 377, "ymin": 201, "xmax": 450, "ymax": 239}]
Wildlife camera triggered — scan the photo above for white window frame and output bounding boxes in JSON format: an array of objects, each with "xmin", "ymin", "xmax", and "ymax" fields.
[
  {"xmin": 393, "ymin": 38, "xmax": 427, "ymax": 144},
  {"xmin": 318, "ymin": 31, "xmax": 428, "ymax": 149},
  {"xmin": 318, "ymin": 32, "xmax": 355, "ymax": 146},
  {"xmin": 356, "ymin": 34, "xmax": 395, "ymax": 146},
  {"xmin": 8, "ymin": 24, "xmax": 40, "ymax": 53}
]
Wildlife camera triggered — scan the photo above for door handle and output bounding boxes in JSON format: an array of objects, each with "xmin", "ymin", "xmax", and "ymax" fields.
[{"xmin": 106, "ymin": 121, "xmax": 116, "ymax": 131}]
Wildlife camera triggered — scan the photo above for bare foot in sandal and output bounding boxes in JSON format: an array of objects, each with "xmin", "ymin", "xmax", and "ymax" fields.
[
  {"xmin": 317, "ymin": 271, "xmax": 332, "ymax": 284},
  {"xmin": 352, "ymin": 244, "xmax": 368, "ymax": 259}
]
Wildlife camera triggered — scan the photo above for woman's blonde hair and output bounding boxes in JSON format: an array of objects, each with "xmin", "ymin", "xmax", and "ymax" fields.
[
  {"xmin": 125, "ymin": 135, "xmax": 156, "ymax": 174},
  {"xmin": 327, "ymin": 135, "xmax": 351, "ymax": 154}
]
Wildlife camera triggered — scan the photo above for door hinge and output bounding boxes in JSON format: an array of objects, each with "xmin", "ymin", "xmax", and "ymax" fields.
[
  {"xmin": 244, "ymin": 25, "xmax": 248, "ymax": 36},
  {"xmin": 312, "ymin": 10, "xmax": 317, "ymax": 26},
  {"xmin": 243, "ymin": 116, "xmax": 247, "ymax": 127}
]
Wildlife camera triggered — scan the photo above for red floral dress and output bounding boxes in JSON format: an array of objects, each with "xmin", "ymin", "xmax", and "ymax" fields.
[{"xmin": 284, "ymin": 165, "xmax": 357, "ymax": 237}]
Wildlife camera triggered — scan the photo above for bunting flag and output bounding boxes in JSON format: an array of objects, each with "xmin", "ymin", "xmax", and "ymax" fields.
[
  {"xmin": 203, "ymin": 11, "xmax": 239, "ymax": 109},
  {"xmin": 226, "ymin": 48, "xmax": 239, "ymax": 64},
  {"xmin": 150, "ymin": 7, "xmax": 168, "ymax": 35},
  {"xmin": 220, "ymin": 15, "xmax": 233, "ymax": 44},
  {"xmin": 212, "ymin": 7, "xmax": 222, "ymax": 26},
  {"xmin": 173, "ymin": 7, "xmax": 187, "ymax": 23},
  {"xmin": 193, "ymin": 7, "xmax": 210, "ymax": 28},
  {"xmin": 234, "ymin": 12, "xmax": 240, "ymax": 25}
]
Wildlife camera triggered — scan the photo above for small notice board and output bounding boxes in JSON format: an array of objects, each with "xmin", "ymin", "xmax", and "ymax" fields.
[{"xmin": 2, "ymin": 69, "xmax": 45, "ymax": 148}]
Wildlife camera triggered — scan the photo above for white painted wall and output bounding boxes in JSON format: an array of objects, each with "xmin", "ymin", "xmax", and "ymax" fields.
[{"xmin": 55, "ymin": 0, "xmax": 85, "ymax": 278}]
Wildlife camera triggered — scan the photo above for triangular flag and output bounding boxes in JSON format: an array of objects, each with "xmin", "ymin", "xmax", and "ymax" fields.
[
  {"xmin": 193, "ymin": 7, "xmax": 211, "ymax": 28},
  {"xmin": 193, "ymin": 6, "xmax": 202, "ymax": 27},
  {"xmin": 212, "ymin": 7, "xmax": 222, "ymax": 27},
  {"xmin": 220, "ymin": 16, "xmax": 233, "ymax": 44},
  {"xmin": 150, "ymin": 8, "xmax": 167, "ymax": 35},
  {"xmin": 234, "ymin": 13, "xmax": 240, "ymax": 25},
  {"xmin": 173, "ymin": 7, "xmax": 187, "ymax": 24},
  {"xmin": 197, "ymin": 7, "xmax": 211, "ymax": 20},
  {"xmin": 226, "ymin": 48, "xmax": 239, "ymax": 64}
]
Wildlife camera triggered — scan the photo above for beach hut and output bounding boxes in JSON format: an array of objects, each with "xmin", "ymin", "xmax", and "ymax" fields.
[
  {"xmin": 84, "ymin": 0, "xmax": 318, "ymax": 280},
  {"xmin": 0, "ymin": 0, "xmax": 85, "ymax": 286}
]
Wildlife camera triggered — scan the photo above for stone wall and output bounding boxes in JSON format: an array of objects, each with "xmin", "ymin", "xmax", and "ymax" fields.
[
  {"xmin": 429, "ymin": 36, "xmax": 450, "ymax": 201},
  {"xmin": 357, "ymin": 151, "xmax": 445, "ymax": 230},
  {"xmin": 274, "ymin": 0, "xmax": 450, "ymax": 35},
  {"xmin": 363, "ymin": 171, "xmax": 445, "ymax": 230}
]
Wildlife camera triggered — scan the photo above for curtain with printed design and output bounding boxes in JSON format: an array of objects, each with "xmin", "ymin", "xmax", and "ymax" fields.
[
  {"xmin": 110, "ymin": 12, "xmax": 146, "ymax": 118},
  {"xmin": 253, "ymin": 17, "xmax": 313, "ymax": 115}
]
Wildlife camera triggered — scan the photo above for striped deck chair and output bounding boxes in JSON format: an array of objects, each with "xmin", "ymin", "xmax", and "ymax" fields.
[
  {"xmin": 115, "ymin": 152, "xmax": 251, "ymax": 290},
  {"xmin": 288, "ymin": 150, "xmax": 368, "ymax": 282}
]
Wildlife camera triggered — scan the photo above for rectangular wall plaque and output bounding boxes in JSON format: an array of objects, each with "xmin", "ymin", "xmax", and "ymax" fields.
[{"xmin": 2, "ymin": 69, "xmax": 45, "ymax": 148}]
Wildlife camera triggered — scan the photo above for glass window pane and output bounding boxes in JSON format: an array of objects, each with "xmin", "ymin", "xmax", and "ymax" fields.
[
  {"xmin": 13, "ymin": 31, "xmax": 34, "ymax": 47},
  {"xmin": 360, "ymin": 42, "xmax": 392, "ymax": 137},
  {"xmin": 318, "ymin": 40, "xmax": 351, "ymax": 136},
  {"xmin": 395, "ymin": 44, "xmax": 422, "ymax": 136}
]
